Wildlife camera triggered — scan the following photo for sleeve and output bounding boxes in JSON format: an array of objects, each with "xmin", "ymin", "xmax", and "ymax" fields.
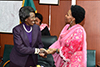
[
  {"xmin": 37, "ymin": 26, "xmax": 44, "ymax": 48},
  {"xmin": 59, "ymin": 28, "xmax": 83, "ymax": 61},
  {"xmin": 13, "ymin": 27, "xmax": 35, "ymax": 55}
]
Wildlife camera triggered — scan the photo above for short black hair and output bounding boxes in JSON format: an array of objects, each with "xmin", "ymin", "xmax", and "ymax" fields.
[
  {"xmin": 19, "ymin": 6, "xmax": 35, "ymax": 23},
  {"xmin": 35, "ymin": 13, "xmax": 43, "ymax": 25},
  {"xmin": 71, "ymin": 5, "xmax": 85, "ymax": 24}
]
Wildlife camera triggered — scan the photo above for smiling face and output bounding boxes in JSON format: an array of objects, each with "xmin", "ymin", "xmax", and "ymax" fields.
[
  {"xmin": 65, "ymin": 10, "xmax": 73, "ymax": 24},
  {"xmin": 25, "ymin": 12, "xmax": 35, "ymax": 26}
]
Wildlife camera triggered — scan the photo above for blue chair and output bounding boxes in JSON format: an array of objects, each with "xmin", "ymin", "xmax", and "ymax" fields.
[
  {"xmin": 87, "ymin": 50, "xmax": 96, "ymax": 67},
  {"xmin": 0, "ymin": 44, "xmax": 13, "ymax": 67}
]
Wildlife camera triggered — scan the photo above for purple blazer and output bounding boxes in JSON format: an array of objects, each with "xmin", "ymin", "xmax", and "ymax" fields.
[{"xmin": 10, "ymin": 24, "xmax": 44, "ymax": 67}]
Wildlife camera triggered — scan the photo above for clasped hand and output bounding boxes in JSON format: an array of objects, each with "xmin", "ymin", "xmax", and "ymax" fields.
[
  {"xmin": 39, "ymin": 48, "xmax": 47, "ymax": 58},
  {"xmin": 39, "ymin": 48, "xmax": 57, "ymax": 58}
]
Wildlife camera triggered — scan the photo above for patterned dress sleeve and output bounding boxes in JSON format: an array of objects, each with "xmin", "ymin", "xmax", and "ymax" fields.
[{"xmin": 59, "ymin": 28, "xmax": 83, "ymax": 62}]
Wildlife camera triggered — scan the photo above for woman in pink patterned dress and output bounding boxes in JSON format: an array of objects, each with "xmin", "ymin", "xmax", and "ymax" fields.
[{"xmin": 45, "ymin": 5, "xmax": 87, "ymax": 67}]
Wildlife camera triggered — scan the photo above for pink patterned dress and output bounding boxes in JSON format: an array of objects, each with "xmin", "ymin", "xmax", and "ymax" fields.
[{"xmin": 49, "ymin": 24, "xmax": 87, "ymax": 67}]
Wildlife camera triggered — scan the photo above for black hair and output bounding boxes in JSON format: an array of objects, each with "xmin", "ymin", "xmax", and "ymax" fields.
[
  {"xmin": 19, "ymin": 6, "xmax": 35, "ymax": 23},
  {"xmin": 71, "ymin": 5, "xmax": 85, "ymax": 24},
  {"xmin": 35, "ymin": 13, "xmax": 43, "ymax": 25}
]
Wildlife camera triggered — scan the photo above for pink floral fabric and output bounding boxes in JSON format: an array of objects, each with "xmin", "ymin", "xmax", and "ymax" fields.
[
  {"xmin": 40, "ymin": 23, "xmax": 49, "ymax": 31},
  {"xmin": 49, "ymin": 24, "xmax": 87, "ymax": 67}
]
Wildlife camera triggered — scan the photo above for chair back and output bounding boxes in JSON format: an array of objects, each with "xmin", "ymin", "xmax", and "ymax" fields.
[
  {"xmin": 2, "ymin": 44, "xmax": 14, "ymax": 67},
  {"xmin": 41, "ymin": 36, "xmax": 57, "ymax": 49},
  {"xmin": 3, "ymin": 44, "xmax": 13, "ymax": 62},
  {"xmin": 87, "ymin": 50, "xmax": 96, "ymax": 67}
]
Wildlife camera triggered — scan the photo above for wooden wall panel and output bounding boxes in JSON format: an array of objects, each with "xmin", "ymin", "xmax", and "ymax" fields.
[
  {"xmin": 77, "ymin": 1, "xmax": 100, "ymax": 65},
  {"xmin": 0, "ymin": 34, "xmax": 1, "ymax": 58},
  {"xmin": 50, "ymin": 1, "xmax": 71, "ymax": 37}
]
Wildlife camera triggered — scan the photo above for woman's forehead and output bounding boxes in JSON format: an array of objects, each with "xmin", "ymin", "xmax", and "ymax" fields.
[{"xmin": 30, "ymin": 12, "xmax": 35, "ymax": 16}]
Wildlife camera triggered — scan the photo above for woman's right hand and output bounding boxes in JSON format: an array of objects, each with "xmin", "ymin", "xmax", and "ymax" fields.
[
  {"xmin": 39, "ymin": 48, "xmax": 47, "ymax": 58},
  {"xmin": 47, "ymin": 48, "xmax": 57, "ymax": 54}
]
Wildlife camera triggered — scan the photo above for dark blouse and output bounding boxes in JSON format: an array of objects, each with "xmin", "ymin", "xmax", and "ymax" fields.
[
  {"xmin": 23, "ymin": 23, "xmax": 35, "ymax": 67},
  {"xmin": 24, "ymin": 23, "xmax": 32, "ymax": 47},
  {"xmin": 41, "ymin": 26, "xmax": 51, "ymax": 36}
]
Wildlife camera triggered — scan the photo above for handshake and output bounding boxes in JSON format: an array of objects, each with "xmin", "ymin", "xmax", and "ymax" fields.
[{"xmin": 38, "ymin": 48, "xmax": 58, "ymax": 58}]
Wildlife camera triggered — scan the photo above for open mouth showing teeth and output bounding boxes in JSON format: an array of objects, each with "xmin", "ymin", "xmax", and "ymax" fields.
[{"xmin": 32, "ymin": 21, "xmax": 35, "ymax": 24}]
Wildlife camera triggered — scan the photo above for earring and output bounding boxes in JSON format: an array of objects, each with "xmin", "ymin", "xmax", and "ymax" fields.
[{"xmin": 70, "ymin": 21, "xmax": 72, "ymax": 24}]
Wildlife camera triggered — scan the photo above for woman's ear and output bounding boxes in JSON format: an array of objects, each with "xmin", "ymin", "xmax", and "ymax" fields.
[
  {"xmin": 25, "ymin": 19, "xmax": 27, "ymax": 22},
  {"xmin": 71, "ymin": 17, "xmax": 75, "ymax": 23},
  {"xmin": 71, "ymin": 17, "xmax": 76, "ymax": 24},
  {"xmin": 72, "ymin": 17, "xmax": 75, "ymax": 21}
]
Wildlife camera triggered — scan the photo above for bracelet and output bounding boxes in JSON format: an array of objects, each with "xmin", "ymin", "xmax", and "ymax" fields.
[
  {"xmin": 56, "ymin": 49, "xmax": 59, "ymax": 54},
  {"xmin": 35, "ymin": 48, "xmax": 40, "ymax": 54}
]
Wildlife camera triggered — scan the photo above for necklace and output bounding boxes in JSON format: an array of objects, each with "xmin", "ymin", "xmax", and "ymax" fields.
[{"xmin": 23, "ymin": 24, "xmax": 32, "ymax": 33}]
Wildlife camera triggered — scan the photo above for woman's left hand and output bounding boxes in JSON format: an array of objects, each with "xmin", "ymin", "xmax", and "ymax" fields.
[{"xmin": 39, "ymin": 48, "xmax": 47, "ymax": 58}]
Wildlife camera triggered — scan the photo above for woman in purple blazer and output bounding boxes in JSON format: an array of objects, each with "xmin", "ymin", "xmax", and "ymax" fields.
[{"xmin": 9, "ymin": 6, "xmax": 44, "ymax": 67}]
